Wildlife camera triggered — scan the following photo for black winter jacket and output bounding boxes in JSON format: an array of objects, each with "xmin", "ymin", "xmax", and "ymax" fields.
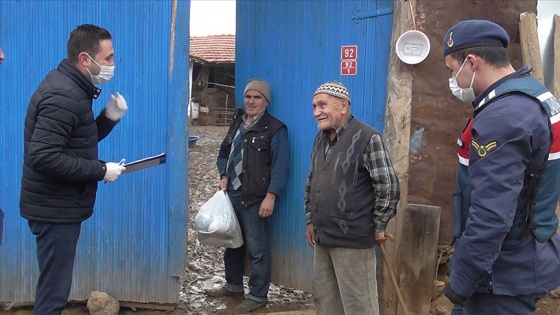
[
  {"xmin": 20, "ymin": 59, "xmax": 118, "ymax": 223},
  {"xmin": 217, "ymin": 109, "xmax": 285, "ymax": 206}
]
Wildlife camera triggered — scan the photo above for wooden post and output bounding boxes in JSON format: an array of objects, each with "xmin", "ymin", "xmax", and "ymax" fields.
[
  {"xmin": 200, "ymin": 68, "xmax": 210, "ymax": 109},
  {"xmin": 381, "ymin": 0, "xmax": 414, "ymax": 314},
  {"xmin": 554, "ymin": 15, "xmax": 560, "ymax": 101},
  {"xmin": 398, "ymin": 204, "xmax": 441, "ymax": 315},
  {"xmin": 519, "ymin": 12, "xmax": 544, "ymax": 83},
  {"xmin": 554, "ymin": 14, "xmax": 560, "ymax": 233}
]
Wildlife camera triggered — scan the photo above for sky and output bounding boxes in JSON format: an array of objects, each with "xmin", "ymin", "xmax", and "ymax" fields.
[
  {"xmin": 536, "ymin": 0, "xmax": 560, "ymax": 91},
  {"xmin": 189, "ymin": 0, "xmax": 554, "ymax": 43},
  {"xmin": 190, "ymin": 0, "xmax": 236, "ymax": 37},
  {"xmin": 537, "ymin": 0, "xmax": 557, "ymax": 54}
]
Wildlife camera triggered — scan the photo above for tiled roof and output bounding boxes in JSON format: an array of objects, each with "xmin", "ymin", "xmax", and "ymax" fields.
[{"xmin": 190, "ymin": 34, "xmax": 235, "ymax": 64}]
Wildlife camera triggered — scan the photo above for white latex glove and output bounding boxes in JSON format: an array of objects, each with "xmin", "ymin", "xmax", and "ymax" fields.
[
  {"xmin": 105, "ymin": 92, "xmax": 128, "ymax": 121},
  {"xmin": 103, "ymin": 162, "xmax": 126, "ymax": 182}
]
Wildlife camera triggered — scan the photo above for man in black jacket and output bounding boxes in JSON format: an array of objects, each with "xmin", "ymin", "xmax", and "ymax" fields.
[{"xmin": 20, "ymin": 24, "xmax": 127, "ymax": 315}]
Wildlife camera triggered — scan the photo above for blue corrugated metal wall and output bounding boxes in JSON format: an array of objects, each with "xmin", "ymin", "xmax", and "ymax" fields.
[
  {"xmin": 236, "ymin": 0, "xmax": 393, "ymax": 291},
  {"xmin": 0, "ymin": 0, "xmax": 190, "ymax": 304}
]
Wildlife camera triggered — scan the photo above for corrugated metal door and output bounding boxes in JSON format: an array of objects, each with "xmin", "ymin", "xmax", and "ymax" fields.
[
  {"xmin": 0, "ymin": 0, "xmax": 189, "ymax": 303},
  {"xmin": 236, "ymin": 0, "xmax": 393, "ymax": 291}
]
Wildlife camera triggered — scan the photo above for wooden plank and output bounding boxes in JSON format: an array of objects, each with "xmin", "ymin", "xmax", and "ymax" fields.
[
  {"xmin": 380, "ymin": 0, "xmax": 414, "ymax": 314},
  {"xmin": 540, "ymin": 14, "xmax": 560, "ymax": 233},
  {"xmin": 519, "ymin": 12, "xmax": 544, "ymax": 83},
  {"xmin": 554, "ymin": 15, "xmax": 560, "ymax": 101},
  {"xmin": 119, "ymin": 301, "xmax": 176, "ymax": 311},
  {"xmin": 398, "ymin": 204, "xmax": 441, "ymax": 315}
]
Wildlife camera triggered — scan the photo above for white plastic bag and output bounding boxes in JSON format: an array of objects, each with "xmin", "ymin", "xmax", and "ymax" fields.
[{"xmin": 195, "ymin": 190, "xmax": 243, "ymax": 248}]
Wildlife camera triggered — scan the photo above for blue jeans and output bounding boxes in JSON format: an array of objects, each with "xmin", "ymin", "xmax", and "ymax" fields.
[
  {"xmin": 28, "ymin": 221, "xmax": 81, "ymax": 315},
  {"xmin": 450, "ymin": 292, "xmax": 546, "ymax": 315},
  {"xmin": 223, "ymin": 195, "xmax": 271, "ymax": 302}
]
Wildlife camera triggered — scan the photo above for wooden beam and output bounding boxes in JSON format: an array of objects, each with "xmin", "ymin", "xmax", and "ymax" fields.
[
  {"xmin": 554, "ymin": 14, "xmax": 560, "ymax": 234},
  {"xmin": 381, "ymin": 0, "xmax": 414, "ymax": 314},
  {"xmin": 119, "ymin": 301, "xmax": 177, "ymax": 311},
  {"xmin": 398, "ymin": 204, "xmax": 441, "ymax": 315},
  {"xmin": 519, "ymin": 12, "xmax": 544, "ymax": 83},
  {"xmin": 553, "ymin": 15, "xmax": 560, "ymax": 99}
]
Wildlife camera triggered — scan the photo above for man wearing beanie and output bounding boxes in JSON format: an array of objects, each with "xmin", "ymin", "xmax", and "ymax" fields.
[
  {"xmin": 304, "ymin": 81, "xmax": 400, "ymax": 314},
  {"xmin": 208, "ymin": 78, "xmax": 290, "ymax": 313},
  {"xmin": 443, "ymin": 20, "xmax": 560, "ymax": 314}
]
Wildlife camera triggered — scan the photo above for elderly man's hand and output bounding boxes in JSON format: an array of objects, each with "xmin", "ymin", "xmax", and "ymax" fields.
[
  {"xmin": 259, "ymin": 193, "xmax": 276, "ymax": 217},
  {"xmin": 374, "ymin": 231, "xmax": 387, "ymax": 244},
  {"xmin": 305, "ymin": 223, "xmax": 315, "ymax": 248},
  {"xmin": 219, "ymin": 176, "xmax": 228, "ymax": 191}
]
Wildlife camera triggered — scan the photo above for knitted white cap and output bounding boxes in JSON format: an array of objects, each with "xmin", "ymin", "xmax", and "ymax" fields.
[{"xmin": 313, "ymin": 81, "xmax": 351, "ymax": 104}]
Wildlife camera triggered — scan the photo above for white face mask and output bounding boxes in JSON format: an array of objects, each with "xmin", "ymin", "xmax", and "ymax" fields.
[
  {"xmin": 448, "ymin": 58, "xmax": 476, "ymax": 103},
  {"xmin": 86, "ymin": 54, "xmax": 114, "ymax": 84}
]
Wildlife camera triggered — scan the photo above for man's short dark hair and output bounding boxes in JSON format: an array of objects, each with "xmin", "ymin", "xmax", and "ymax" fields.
[
  {"xmin": 450, "ymin": 46, "xmax": 510, "ymax": 68},
  {"xmin": 67, "ymin": 24, "xmax": 112, "ymax": 63}
]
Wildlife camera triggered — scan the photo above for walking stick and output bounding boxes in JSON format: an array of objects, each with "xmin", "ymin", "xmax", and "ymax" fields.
[{"xmin": 379, "ymin": 232, "xmax": 411, "ymax": 315}]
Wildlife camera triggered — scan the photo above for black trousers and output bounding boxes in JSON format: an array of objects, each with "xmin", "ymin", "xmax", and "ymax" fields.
[{"xmin": 28, "ymin": 220, "xmax": 81, "ymax": 315}]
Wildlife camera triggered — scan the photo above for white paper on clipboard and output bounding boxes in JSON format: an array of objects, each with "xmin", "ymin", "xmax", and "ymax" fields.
[{"xmin": 122, "ymin": 153, "xmax": 167, "ymax": 174}]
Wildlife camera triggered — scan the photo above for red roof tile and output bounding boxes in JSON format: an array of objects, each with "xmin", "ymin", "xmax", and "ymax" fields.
[{"xmin": 190, "ymin": 35, "xmax": 235, "ymax": 64}]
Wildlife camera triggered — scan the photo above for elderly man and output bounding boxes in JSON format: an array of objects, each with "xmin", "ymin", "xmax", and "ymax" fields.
[
  {"xmin": 304, "ymin": 81, "xmax": 400, "ymax": 315},
  {"xmin": 443, "ymin": 20, "xmax": 560, "ymax": 314},
  {"xmin": 207, "ymin": 78, "xmax": 290, "ymax": 313}
]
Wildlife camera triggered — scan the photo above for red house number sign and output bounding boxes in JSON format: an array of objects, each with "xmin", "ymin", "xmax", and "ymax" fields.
[
  {"xmin": 341, "ymin": 45, "xmax": 357, "ymax": 76},
  {"xmin": 341, "ymin": 45, "xmax": 357, "ymax": 60}
]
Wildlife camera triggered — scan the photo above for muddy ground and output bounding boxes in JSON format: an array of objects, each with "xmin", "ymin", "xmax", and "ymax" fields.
[{"xmin": 2, "ymin": 125, "xmax": 559, "ymax": 314}]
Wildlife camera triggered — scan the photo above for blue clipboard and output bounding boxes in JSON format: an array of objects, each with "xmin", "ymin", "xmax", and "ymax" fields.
[{"xmin": 122, "ymin": 153, "xmax": 167, "ymax": 174}]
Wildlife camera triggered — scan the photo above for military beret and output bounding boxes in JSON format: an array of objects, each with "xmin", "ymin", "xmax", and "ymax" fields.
[{"xmin": 443, "ymin": 20, "xmax": 509, "ymax": 56}]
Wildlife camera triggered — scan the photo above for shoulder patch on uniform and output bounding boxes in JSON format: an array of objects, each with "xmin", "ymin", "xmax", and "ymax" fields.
[{"xmin": 471, "ymin": 139, "xmax": 498, "ymax": 158}]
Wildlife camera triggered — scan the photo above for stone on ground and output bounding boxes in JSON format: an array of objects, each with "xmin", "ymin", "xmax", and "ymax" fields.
[{"xmin": 87, "ymin": 291, "xmax": 119, "ymax": 315}]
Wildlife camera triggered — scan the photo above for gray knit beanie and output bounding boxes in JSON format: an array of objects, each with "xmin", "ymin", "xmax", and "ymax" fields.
[{"xmin": 244, "ymin": 78, "xmax": 271, "ymax": 103}]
